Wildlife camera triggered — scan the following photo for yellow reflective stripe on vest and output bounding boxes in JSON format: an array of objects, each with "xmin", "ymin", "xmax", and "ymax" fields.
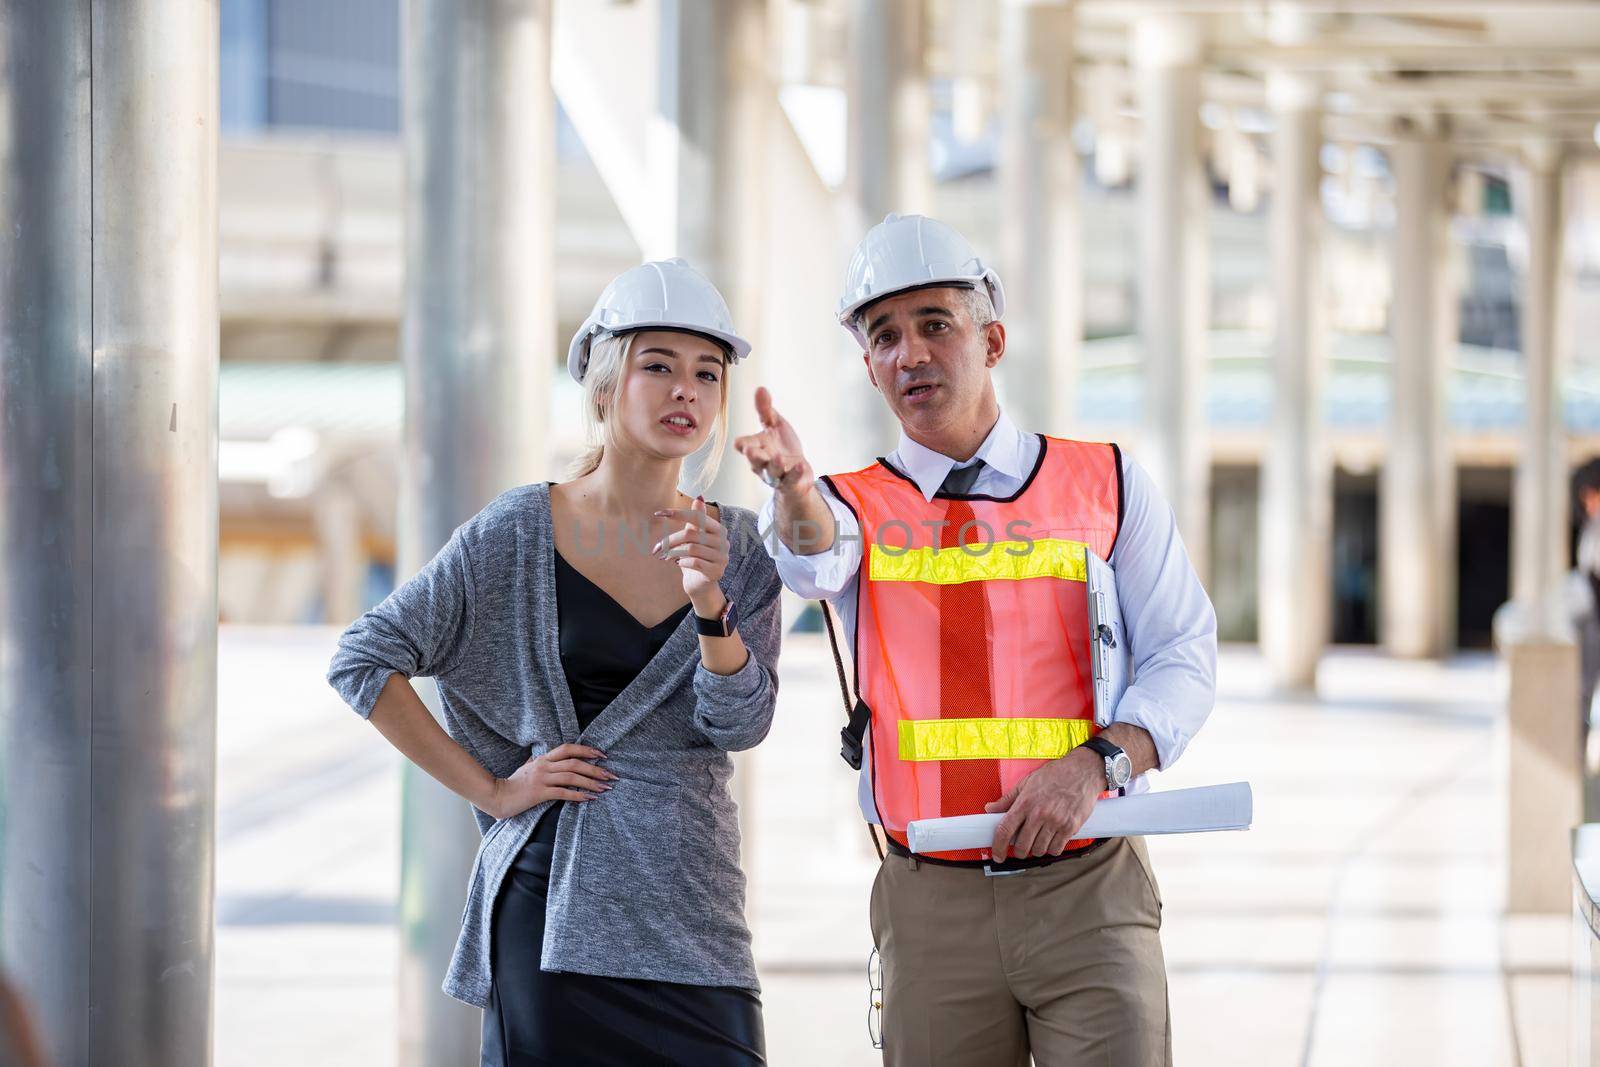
[
  {"xmin": 897, "ymin": 717, "xmax": 1094, "ymax": 762},
  {"xmin": 868, "ymin": 537, "xmax": 1089, "ymax": 586}
]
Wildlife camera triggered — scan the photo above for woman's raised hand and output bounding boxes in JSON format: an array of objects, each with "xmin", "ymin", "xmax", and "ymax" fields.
[
  {"xmin": 488, "ymin": 743, "xmax": 616, "ymax": 821},
  {"xmin": 654, "ymin": 496, "xmax": 730, "ymax": 609}
]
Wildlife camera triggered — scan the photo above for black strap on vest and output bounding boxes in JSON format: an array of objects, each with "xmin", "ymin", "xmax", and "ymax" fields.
[
  {"xmin": 820, "ymin": 600, "xmax": 883, "ymax": 861},
  {"xmin": 821, "ymin": 600, "xmax": 871, "ymax": 770}
]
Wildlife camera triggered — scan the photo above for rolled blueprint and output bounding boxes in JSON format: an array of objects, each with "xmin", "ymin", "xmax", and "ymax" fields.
[{"xmin": 905, "ymin": 782, "xmax": 1253, "ymax": 855}]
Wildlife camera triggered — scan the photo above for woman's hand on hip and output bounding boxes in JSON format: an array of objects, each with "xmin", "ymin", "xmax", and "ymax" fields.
[
  {"xmin": 654, "ymin": 496, "xmax": 729, "ymax": 610},
  {"xmin": 488, "ymin": 743, "xmax": 615, "ymax": 821}
]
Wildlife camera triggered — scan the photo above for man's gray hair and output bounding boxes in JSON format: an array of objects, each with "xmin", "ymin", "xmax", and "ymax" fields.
[
  {"xmin": 851, "ymin": 284, "xmax": 998, "ymax": 339},
  {"xmin": 955, "ymin": 285, "xmax": 997, "ymax": 330}
]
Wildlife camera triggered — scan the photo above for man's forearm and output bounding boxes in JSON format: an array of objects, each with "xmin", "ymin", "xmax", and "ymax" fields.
[{"xmin": 773, "ymin": 486, "xmax": 838, "ymax": 556}]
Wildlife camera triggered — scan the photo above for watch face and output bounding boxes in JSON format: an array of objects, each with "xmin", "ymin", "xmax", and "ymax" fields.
[{"xmin": 1110, "ymin": 753, "xmax": 1133, "ymax": 786}]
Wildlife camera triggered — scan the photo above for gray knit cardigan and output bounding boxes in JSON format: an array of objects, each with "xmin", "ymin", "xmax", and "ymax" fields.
[{"xmin": 325, "ymin": 482, "xmax": 782, "ymax": 1007}]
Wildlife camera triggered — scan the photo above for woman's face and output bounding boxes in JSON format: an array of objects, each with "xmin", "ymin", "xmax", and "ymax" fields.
[{"xmin": 609, "ymin": 329, "xmax": 727, "ymax": 460}]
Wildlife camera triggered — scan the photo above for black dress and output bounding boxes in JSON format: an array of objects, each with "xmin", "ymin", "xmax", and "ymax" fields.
[{"xmin": 479, "ymin": 549, "xmax": 766, "ymax": 1067}]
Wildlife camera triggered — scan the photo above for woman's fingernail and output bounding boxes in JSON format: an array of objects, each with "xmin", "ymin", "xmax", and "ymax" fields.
[{"xmin": 650, "ymin": 541, "xmax": 661, "ymax": 554}]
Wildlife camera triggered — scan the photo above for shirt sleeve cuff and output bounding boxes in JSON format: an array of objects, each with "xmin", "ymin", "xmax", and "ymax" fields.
[
  {"xmin": 759, "ymin": 486, "xmax": 862, "ymax": 600},
  {"xmin": 764, "ymin": 498, "xmax": 837, "ymax": 566},
  {"xmin": 1111, "ymin": 687, "xmax": 1190, "ymax": 772},
  {"xmin": 693, "ymin": 650, "xmax": 765, "ymax": 701},
  {"xmin": 333, "ymin": 664, "xmax": 401, "ymax": 721}
]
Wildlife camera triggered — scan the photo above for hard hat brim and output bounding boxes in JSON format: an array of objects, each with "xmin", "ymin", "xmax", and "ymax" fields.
[{"xmin": 837, "ymin": 270, "xmax": 1007, "ymax": 348}]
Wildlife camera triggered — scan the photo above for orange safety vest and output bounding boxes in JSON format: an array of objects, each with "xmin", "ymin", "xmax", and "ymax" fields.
[{"xmin": 824, "ymin": 436, "xmax": 1122, "ymax": 863}]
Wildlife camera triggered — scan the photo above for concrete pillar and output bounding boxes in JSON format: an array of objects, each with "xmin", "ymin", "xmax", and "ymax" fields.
[
  {"xmin": 0, "ymin": 2, "xmax": 219, "ymax": 1065},
  {"xmin": 846, "ymin": 0, "xmax": 931, "ymax": 223},
  {"xmin": 1259, "ymin": 70, "xmax": 1330, "ymax": 691},
  {"xmin": 846, "ymin": 0, "xmax": 930, "ymax": 456},
  {"xmin": 1507, "ymin": 638, "xmax": 1582, "ymax": 912},
  {"xmin": 400, "ymin": 2, "xmax": 555, "ymax": 1063},
  {"xmin": 1510, "ymin": 145, "xmax": 1568, "ymax": 632},
  {"xmin": 1502, "ymin": 146, "xmax": 1578, "ymax": 916},
  {"xmin": 314, "ymin": 487, "xmax": 368, "ymax": 625},
  {"xmin": 998, "ymin": 0, "xmax": 1080, "ymax": 436},
  {"xmin": 657, "ymin": 0, "xmax": 769, "ymax": 505},
  {"xmin": 1134, "ymin": 13, "xmax": 1210, "ymax": 581},
  {"xmin": 1382, "ymin": 131, "xmax": 1457, "ymax": 658}
]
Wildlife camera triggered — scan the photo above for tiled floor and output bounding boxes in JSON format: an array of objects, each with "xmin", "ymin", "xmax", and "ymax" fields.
[{"xmin": 214, "ymin": 627, "xmax": 1569, "ymax": 1066}]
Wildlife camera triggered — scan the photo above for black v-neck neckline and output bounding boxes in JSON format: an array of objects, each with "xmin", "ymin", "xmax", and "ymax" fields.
[
  {"xmin": 533, "ymin": 483, "xmax": 734, "ymax": 750},
  {"xmin": 552, "ymin": 548, "xmax": 692, "ymax": 632}
]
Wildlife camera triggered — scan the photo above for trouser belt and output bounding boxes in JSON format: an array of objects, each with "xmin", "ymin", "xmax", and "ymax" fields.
[{"xmin": 883, "ymin": 832, "xmax": 1106, "ymax": 872}]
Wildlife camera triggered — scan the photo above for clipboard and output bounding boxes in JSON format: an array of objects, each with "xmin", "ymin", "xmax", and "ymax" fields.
[{"xmin": 1086, "ymin": 548, "xmax": 1130, "ymax": 728}]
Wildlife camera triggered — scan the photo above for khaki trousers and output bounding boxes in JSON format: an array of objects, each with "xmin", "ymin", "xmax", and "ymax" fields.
[{"xmin": 868, "ymin": 836, "xmax": 1171, "ymax": 1067}]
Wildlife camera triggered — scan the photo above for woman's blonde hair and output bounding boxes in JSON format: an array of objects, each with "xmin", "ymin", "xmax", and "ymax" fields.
[{"xmin": 567, "ymin": 330, "xmax": 732, "ymax": 496}]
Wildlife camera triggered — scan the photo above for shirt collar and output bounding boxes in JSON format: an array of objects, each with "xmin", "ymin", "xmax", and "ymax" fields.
[{"xmin": 893, "ymin": 409, "xmax": 1030, "ymax": 502}]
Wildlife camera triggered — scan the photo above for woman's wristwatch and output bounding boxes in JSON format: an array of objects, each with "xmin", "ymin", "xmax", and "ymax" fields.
[{"xmin": 693, "ymin": 597, "xmax": 740, "ymax": 638}]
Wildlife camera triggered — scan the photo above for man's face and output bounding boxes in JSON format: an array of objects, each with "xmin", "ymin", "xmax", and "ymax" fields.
[{"xmin": 858, "ymin": 286, "xmax": 1004, "ymax": 441}]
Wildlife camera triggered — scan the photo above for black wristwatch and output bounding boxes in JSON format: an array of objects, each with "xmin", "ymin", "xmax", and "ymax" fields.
[
  {"xmin": 694, "ymin": 597, "xmax": 739, "ymax": 638},
  {"xmin": 1082, "ymin": 735, "xmax": 1132, "ymax": 791}
]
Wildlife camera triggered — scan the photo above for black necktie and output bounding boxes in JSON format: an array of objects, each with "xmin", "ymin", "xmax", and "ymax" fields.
[{"xmin": 938, "ymin": 460, "xmax": 985, "ymax": 496}]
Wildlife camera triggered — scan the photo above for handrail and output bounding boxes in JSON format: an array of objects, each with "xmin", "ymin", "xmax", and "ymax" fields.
[{"xmin": 1575, "ymin": 825, "xmax": 1600, "ymax": 938}]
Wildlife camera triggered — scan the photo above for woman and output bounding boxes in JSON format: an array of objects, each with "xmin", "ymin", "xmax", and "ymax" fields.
[{"xmin": 326, "ymin": 258, "xmax": 782, "ymax": 1065}]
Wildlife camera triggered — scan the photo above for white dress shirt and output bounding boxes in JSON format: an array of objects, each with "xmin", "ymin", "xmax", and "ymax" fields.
[{"xmin": 757, "ymin": 409, "xmax": 1219, "ymax": 822}]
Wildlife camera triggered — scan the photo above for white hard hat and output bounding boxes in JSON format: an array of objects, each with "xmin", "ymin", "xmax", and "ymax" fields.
[
  {"xmin": 837, "ymin": 213, "xmax": 1006, "ymax": 347},
  {"xmin": 567, "ymin": 258, "xmax": 751, "ymax": 383}
]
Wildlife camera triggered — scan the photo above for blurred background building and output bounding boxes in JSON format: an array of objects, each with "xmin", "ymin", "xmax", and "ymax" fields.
[{"xmin": 216, "ymin": 0, "xmax": 1600, "ymax": 663}]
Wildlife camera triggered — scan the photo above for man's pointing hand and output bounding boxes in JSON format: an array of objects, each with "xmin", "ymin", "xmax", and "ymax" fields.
[{"xmin": 734, "ymin": 387, "xmax": 814, "ymax": 499}]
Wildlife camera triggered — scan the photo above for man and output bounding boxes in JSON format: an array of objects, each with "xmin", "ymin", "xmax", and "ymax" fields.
[{"xmin": 734, "ymin": 213, "xmax": 1216, "ymax": 1066}]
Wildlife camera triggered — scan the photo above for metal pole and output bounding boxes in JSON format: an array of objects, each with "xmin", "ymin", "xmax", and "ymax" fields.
[
  {"xmin": 1134, "ymin": 13, "xmax": 1210, "ymax": 582},
  {"xmin": 658, "ymin": 0, "xmax": 769, "ymax": 507},
  {"xmin": 845, "ymin": 0, "xmax": 930, "ymax": 457},
  {"xmin": 1382, "ymin": 130, "xmax": 1456, "ymax": 658},
  {"xmin": 998, "ymin": 0, "xmax": 1080, "ymax": 436},
  {"xmin": 400, "ymin": 2, "xmax": 554, "ymax": 1063},
  {"xmin": 0, "ymin": 1, "xmax": 219, "ymax": 1065},
  {"xmin": 847, "ymin": 0, "xmax": 930, "ymax": 224},
  {"xmin": 1259, "ymin": 70, "xmax": 1330, "ymax": 690}
]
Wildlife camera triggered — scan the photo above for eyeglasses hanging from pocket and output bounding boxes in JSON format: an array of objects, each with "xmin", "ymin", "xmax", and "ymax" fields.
[{"xmin": 867, "ymin": 946, "xmax": 884, "ymax": 1050}]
